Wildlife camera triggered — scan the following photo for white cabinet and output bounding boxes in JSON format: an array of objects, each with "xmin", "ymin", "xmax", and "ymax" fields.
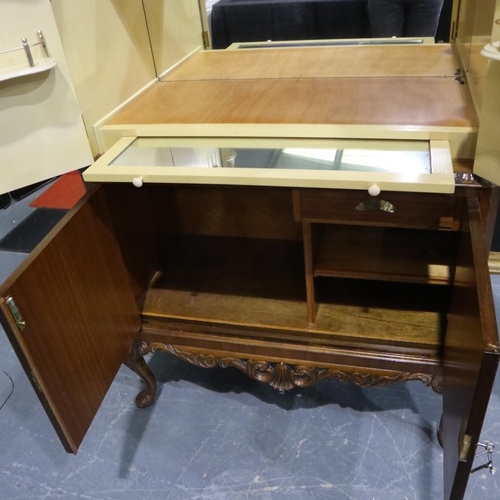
[{"xmin": 0, "ymin": 0, "xmax": 92, "ymax": 195}]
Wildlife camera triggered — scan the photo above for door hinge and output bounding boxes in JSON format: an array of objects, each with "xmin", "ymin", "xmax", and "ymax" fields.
[
  {"xmin": 460, "ymin": 434, "xmax": 472, "ymax": 461},
  {"xmin": 30, "ymin": 371, "xmax": 42, "ymax": 392},
  {"xmin": 5, "ymin": 296, "xmax": 26, "ymax": 332},
  {"xmin": 202, "ymin": 30, "xmax": 210, "ymax": 49},
  {"xmin": 451, "ymin": 20, "xmax": 458, "ymax": 41},
  {"xmin": 487, "ymin": 343, "xmax": 500, "ymax": 353}
]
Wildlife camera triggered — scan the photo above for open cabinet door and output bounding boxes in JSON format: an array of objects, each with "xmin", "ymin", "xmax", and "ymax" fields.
[
  {"xmin": 0, "ymin": 0, "xmax": 93, "ymax": 195},
  {"xmin": 0, "ymin": 187, "xmax": 141, "ymax": 454},
  {"xmin": 473, "ymin": 60, "xmax": 500, "ymax": 185},
  {"xmin": 443, "ymin": 195, "xmax": 500, "ymax": 500}
]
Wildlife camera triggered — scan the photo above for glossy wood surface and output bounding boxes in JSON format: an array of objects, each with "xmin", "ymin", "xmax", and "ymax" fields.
[
  {"xmin": 140, "ymin": 322, "xmax": 443, "ymax": 376},
  {"xmin": 298, "ymin": 189, "xmax": 457, "ymax": 229},
  {"xmin": 0, "ymin": 188, "xmax": 141, "ymax": 453},
  {"xmin": 171, "ymin": 185, "xmax": 302, "ymax": 240},
  {"xmin": 163, "ymin": 45, "xmax": 461, "ymax": 81},
  {"xmin": 1, "ymin": 177, "xmax": 497, "ymax": 500},
  {"xmin": 109, "ymin": 77, "xmax": 477, "ymax": 128},
  {"xmin": 443, "ymin": 195, "xmax": 500, "ymax": 500},
  {"xmin": 314, "ymin": 225, "xmax": 458, "ymax": 285},
  {"xmin": 302, "ymin": 221, "xmax": 318, "ymax": 323},
  {"xmin": 141, "ymin": 235, "xmax": 448, "ymax": 351},
  {"xmin": 102, "ymin": 184, "xmax": 178, "ymax": 300}
]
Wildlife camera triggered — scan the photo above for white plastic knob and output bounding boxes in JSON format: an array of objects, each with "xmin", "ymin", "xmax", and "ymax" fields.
[
  {"xmin": 368, "ymin": 184, "xmax": 381, "ymax": 197},
  {"xmin": 132, "ymin": 176, "xmax": 143, "ymax": 188}
]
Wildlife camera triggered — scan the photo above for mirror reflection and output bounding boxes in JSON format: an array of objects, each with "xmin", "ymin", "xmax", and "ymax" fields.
[
  {"xmin": 141, "ymin": 1, "xmax": 456, "ymax": 78},
  {"xmin": 111, "ymin": 138, "xmax": 431, "ymax": 174},
  {"xmin": 207, "ymin": 0, "xmax": 454, "ymax": 49}
]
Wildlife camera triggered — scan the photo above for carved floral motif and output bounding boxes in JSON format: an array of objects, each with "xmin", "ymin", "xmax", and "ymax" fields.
[{"xmin": 132, "ymin": 340, "xmax": 443, "ymax": 394}]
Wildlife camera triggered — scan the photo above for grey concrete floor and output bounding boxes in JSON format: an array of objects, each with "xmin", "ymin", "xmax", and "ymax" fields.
[{"xmin": 0, "ymin": 191, "xmax": 499, "ymax": 500}]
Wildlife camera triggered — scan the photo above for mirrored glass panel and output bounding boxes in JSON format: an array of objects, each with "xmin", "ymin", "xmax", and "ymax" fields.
[{"xmin": 110, "ymin": 138, "xmax": 431, "ymax": 174}]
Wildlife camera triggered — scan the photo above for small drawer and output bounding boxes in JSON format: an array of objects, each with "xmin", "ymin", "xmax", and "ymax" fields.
[{"xmin": 297, "ymin": 189, "xmax": 457, "ymax": 230}]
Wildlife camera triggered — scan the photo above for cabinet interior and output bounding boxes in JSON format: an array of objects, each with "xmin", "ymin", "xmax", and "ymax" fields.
[{"xmin": 103, "ymin": 183, "xmax": 458, "ymax": 368}]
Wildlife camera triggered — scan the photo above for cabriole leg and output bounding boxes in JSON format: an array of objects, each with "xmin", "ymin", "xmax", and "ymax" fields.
[
  {"xmin": 123, "ymin": 339, "xmax": 157, "ymax": 408},
  {"xmin": 438, "ymin": 414, "xmax": 444, "ymax": 448}
]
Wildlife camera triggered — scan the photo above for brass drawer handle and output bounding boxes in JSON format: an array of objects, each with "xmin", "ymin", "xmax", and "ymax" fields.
[{"xmin": 355, "ymin": 200, "xmax": 396, "ymax": 213}]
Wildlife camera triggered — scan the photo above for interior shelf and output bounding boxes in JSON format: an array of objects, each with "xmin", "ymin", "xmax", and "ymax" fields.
[
  {"xmin": 140, "ymin": 235, "xmax": 448, "ymax": 353},
  {"xmin": 313, "ymin": 225, "xmax": 458, "ymax": 285}
]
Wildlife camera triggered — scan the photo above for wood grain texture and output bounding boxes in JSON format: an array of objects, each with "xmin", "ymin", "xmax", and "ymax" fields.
[
  {"xmin": 135, "ymin": 339, "xmax": 443, "ymax": 394},
  {"xmin": 443, "ymin": 195, "xmax": 500, "ymax": 500},
  {"xmin": 0, "ymin": 188, "xmax": 141, "ymax": 453},
  {"xmin": 314, "ymin": 225, "xmax": 458, "ymax": 285},
  {"xmin": 109, "ymin": 77, "xmax": 477, "ymax": 128},
  {"xmin": 302, "ymin": 221, "xmax": 317, "ymax": 323},
  {"xmin": 163, "ymin": 45, "xmax": 461, "ymax": 81},
  {"xmin": 140, "ymin": 321, "xmax": 443, "ymax": 375},
  {"xmin": 102, "ymin": 184, "xmax": 178, "ymax": 300},
  {"xmin": 298, "ymin": 189, "xmax": 457, "ymax": 229},
  {"xmin": 171, "ymin": 185, "xmax": 302, "ymax": 240},
  {"xmin": 140, "ymin": 235, "xmax": 449, "ymax": 349}
]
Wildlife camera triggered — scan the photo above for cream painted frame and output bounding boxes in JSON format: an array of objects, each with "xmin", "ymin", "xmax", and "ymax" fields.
[
  {"xmin": 96, "ymin": 123, "xmax": 477, "ymax": 161},
  {"xmin": 83, "ymin": 136, "xmax": 455, "ymax": 194}
]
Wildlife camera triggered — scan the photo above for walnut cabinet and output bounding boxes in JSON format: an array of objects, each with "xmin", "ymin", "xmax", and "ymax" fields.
[{"xmin": 0, "ymin": 175, "xmax": 499, "ymax": 500}]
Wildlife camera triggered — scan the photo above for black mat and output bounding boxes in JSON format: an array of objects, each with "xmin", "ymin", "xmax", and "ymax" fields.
[
  {"xmin": 0, "ymin": 194, "xmax": 11, "ymax": 210},
  {"xmin": 0, "ymin": 209, "xmax": 67, "ymax": 253}
]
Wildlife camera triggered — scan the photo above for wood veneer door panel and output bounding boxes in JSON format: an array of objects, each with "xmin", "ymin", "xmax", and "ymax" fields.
[
  {"xmin": 0, "ymin": 187, "xmax": 141, "ymax": 453},
  {"xmin": 443, "ymin": 195, "xmax": 500, "ymax": 500}
]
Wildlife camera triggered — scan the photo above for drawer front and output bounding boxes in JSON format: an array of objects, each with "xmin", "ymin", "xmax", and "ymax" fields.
[{"xmin": 298, "ymin": 189, "xmax": 457, "ymax": 230}]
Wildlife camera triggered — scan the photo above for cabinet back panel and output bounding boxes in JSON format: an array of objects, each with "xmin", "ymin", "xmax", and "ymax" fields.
[
  {"xmin": 102, "ymin": 185, "xmax": 301, "ymax": 300},
  {"xmin": 102, "ymin": 184, "xmax": 178, "ymax": 300},
  {"xmin": 141, "ymin": 235, "xmax": 449, "ymax": 350},
  {"xmin": 172, "ymin": 185, "xmax": 302, "ymax": 240}
]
